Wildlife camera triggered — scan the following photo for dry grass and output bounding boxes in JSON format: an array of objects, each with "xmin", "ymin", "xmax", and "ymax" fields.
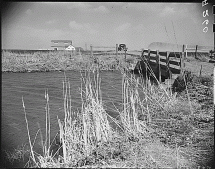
[
  {"xmin": 4, "ymin": 144, "xmax": 30, "ymax": 164},
  {"xmin": 57, "ymin": 70, "xmax": 114, "ymax": 167},
  {"xmin": 2, "ymin": 51, "xmax": 129, "ymax": 72},
  {"xmin": 5, "ymin": 65, "xmax": 212, "ymax": 168},
  {"xmin": 184, "ymin": 52, "xmax": 214, "ymax": 76}
]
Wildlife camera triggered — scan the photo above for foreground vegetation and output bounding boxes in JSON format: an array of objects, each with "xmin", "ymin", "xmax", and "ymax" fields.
[
  {"xmin": 3, "ymin": 66, "xmax": 214, "ymax": 168},
  {"xmin": 2, "ymin": 50, "xmax": 131, "ymax": 72}
]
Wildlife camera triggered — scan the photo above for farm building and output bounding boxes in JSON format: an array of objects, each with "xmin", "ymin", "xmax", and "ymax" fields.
[
  {"xmin": 65, "ymin": 45, "xmax": 75, "ymax": 51},
  {"xmin": 51, "ymin": 40, "xmax": 73, "ymax": 50},
  {"xmin": 75, "ymin": 47, "xmax": 84, "ymax": 52}
]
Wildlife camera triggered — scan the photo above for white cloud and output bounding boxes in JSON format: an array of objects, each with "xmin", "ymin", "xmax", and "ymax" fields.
[
  {"xmin": 71, "ymin": 2, "xmax": 92, "ymax": 10},
  {"xmin": 93, "ymin": 6, "xmax": 109, "ymax": 13},
  {"xmin": 67, "ymin": 2, "xmax": 92, "ymax": 12},
  {"xmin": 69, "ymin": 21, "xmax": 83, "ymax": 30},
  {"xmin": 17, "ymin": 26, "xmax": 67, "ymax": 39},
  {"xmin": 42, "ymin": 2, "xmax": 68, "ymax": 5},
  {"xmin": 44, "ymin": 2, "xmax": 109, "ymax": 14},
  {"xmin": 46, "ymin": 19, "xmax": 57, "ymax": 24},
  {"xmin": 115, "ymin": 23, "xmax": 131, "ymax": 32},
  {"xmin": 122, "ymin": 3, "xmax": 131, "ymax": 10},
  {"xmin": 83, "ymin": 23, "xmax": 97, "ymax": 34},
  {"xmin": 3, "ymin": 25, "xmax": 71, "ymax": 49},
  {"xmin": 108, "ymin": 2, "xmax": 126, "ymax": 6},
  {"xmin": 46, "ymin": 29, "xmax": 66, "ymax": 39},
  {"xmin": 25, "ymin": 9, "xmax": 33, "ymax": 15},
  {"xmin": 133, "ymin": 24, "xmax": 144, "ymax": 30},
  {"xmin": 122, "ymin": 3, "xmax": 164, "ymax": 12},
  {"xmin": 69, "ymin": 21, "xmax": 98, "ymax": 35},
  {"xmin": 160, "ymin": 6, "xmax": 175, "ymax": 17},
  {"xmin": 68, "ymin": 2, "xmax": 109, "ymax": 14}
]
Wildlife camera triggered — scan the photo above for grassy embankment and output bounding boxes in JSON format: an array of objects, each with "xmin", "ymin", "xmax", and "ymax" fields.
[
  {"xmin": 2, "ymin": 50, "xmax": 130, "ymax": 72},
  {"xmin": 4, "ymin": 65, "xmax": 214, "ymax": 168}
]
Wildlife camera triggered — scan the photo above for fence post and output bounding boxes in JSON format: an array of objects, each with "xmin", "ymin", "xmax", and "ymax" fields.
[
  {"xmin": 125, "ymin": 48, "xmax": 127, "ymax": 61},
  {"xmin": 141, "ymin": 48, "xmax": 144, "ymax": 59},
  {"xmin": 90, "ymin": 45, "xmax": 93, "ymax": 58},
  {"xmin": 147, "ymin": 49, "xmax": 151, "ymax": 62},
  {"xmin": 156, "ymin": 50, "xmax": 161, "ymax": 82},
  {"xmin": 181, "ymin": 45, "xmax": 185, "ymax": 75},
  {"xmin": 144, "ymin": 49, "xmax": 148, "ymax": 83},
  {"xmin": 116, "ymin": 44, "xmax": 118, "ymax": 57},
  {"xmin": 199, "ymin": 65, "xmax": 202, "ymax": 76},
  {"xmin": 166, "ymin": 51, "xmax": 171, "ymax": 79},
  {"xmin": 140, "ymin": 48, "xmax": 144, "ymax": 73},
  {"xmin": 144, "ymin": 49, "xmax": 150, "ymax": 79},
  {"xmin": 195, "ymin": 45, "xmax": 198, "ymax": 59},
  {"xmin": 185, "ymin": 44, "xmax": 188, "ymax": 58}
]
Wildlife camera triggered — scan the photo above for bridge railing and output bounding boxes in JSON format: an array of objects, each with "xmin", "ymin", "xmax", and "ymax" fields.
[{"xmin": 141, "ymin": 48, "xmax": 185, "ymax": 82}]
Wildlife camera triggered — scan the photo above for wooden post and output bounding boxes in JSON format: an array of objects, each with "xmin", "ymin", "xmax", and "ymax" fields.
[
  {"xmin": 116, "ymin": 44, "xmax": 118, "ymax": 57},
  {"xmin": 85, "ymin": 43, "xmax": 87, "ymax": 51},
  {"xmin": 147, "ymin": 49, "xmax": 151, "ymax": 63},
  {"xmin": 166, "ymin": 51, "xmax": 172, "ymax": 79},
  {"xmin": 142, "ymin": 48, "xmax": 147, "ymax": 78},
  {"xmin": 185, "ymin": 44, "xmax": 188, "ymax": 58},
  {"xmin": 141, "ymin": 48, "xmax": 144, "ymax": 59},
  {"xmin": 90, "ymin": 45, "xmax": 93, "ymax": 58},
  {"xmin": 199, "ymin": 65, "xmax": 202, "ymax": 76},
  {"xmin": 156, "ymin": 50, "xmax": 161, "ymax": 82},
  {"xmin": 125, "ymin": 48, "xmax": 127, "ymax": 61},
  {"xmin": 181, "ymin": 45, "xmax": 185, "ymax": 75},
  {"xmin": 195, "ymin": 45, "xmax": 198, "ymax": 59},
  {"xmin": 139, "ymin": 48, "xmax": 144, "ymax": 74},
  {"xmin": 145, "ymin": 49, "xmax": 150, "ymax": 79},
  {"xmin": 145, "ymin": 57, "xmax": 148, "ymax": 86}
]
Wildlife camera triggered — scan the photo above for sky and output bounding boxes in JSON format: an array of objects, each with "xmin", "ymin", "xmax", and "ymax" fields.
[{"xmin": 2, "ymin": 2, "xmax": 214, "ymax": 51}]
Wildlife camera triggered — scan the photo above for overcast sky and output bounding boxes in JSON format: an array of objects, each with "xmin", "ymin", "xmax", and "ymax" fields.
[{"xmin": 2, "ymin": 2, "xmax": 214, "ymax": 50}]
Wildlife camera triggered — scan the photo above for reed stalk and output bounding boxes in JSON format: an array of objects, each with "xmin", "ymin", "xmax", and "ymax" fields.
[
  {"xmin": 22, "ymin": 97, "xmax": 38, "ymax": 167},
  {"xmin": 120, "ymin": 73, "xmax": 148, "ymax": 139},
  {"xmin": 17, "ymin": 67, "xmax": 207, "ymax": 168}
]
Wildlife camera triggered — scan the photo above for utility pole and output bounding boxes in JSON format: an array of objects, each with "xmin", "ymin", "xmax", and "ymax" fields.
[
  {"xmin": 85, "ymin": 43, "xmax": 87, "ymax": 51},
  {"xmin": 195, "ymin": 45, "xmax": 198, "ymax": 59},
  {"xmin": 90, "ymin": 44, "xmax": 93, "ymax": 58},
  {"xmin": 116, "ymin": 44, "xmax": 118, "ymax": 57},
  {"xmin": 181, "ymin": 44, "xmax": 185, "ymax": 75}
]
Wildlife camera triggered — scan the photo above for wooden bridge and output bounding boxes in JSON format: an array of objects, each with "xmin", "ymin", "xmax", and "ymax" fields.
[
  {"xmin": 131, "ymin": 47, "xmax": 185, "ymax": 82},
  {"xmin": 87, "ymin": 48, "xmax": 185, "ymax": 83}
]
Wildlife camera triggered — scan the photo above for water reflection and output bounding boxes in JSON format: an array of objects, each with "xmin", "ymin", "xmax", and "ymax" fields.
[{"xmin": 2, "ymin": 70, "xmax": 150, "ymax": 167}]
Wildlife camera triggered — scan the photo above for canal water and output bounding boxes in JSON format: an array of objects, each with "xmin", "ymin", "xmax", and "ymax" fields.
[{"xmin": 2, "ymin": 70, "xmax": 138, "ymax": 167}]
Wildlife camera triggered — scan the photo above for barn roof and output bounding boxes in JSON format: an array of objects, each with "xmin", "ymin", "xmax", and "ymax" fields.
[
  {"xmin": 51, "ymin": 40, "xmax": 72, "ymax": 43},
  {"xmin": 65, "ymin": 45, "xmax": 76, "ymax": 50}
]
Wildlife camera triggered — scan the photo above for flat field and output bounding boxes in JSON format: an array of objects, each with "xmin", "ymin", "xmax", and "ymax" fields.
[{"xmin": 1, "ymin": 50, "xmax": 138, "ymax": 73}]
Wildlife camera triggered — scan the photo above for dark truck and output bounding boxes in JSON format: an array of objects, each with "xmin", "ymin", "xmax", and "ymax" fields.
[{"xmin": 118, "ymin": 44, "xmax": 127, "ymax": 51}]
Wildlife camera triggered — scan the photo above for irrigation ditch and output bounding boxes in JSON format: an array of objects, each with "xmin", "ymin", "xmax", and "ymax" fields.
[{"xmin": 1, "ymin": 43, "xmax": 214, "ymax": 168}]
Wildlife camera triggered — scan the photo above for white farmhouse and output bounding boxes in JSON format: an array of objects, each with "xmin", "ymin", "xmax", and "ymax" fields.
[{"xmin": 65, "ymin": 45, "xmax": 76, "ymax": 51}]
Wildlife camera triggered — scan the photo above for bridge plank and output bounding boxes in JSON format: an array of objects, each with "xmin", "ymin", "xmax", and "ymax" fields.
[
  {"xmin": 150, "ymin": 50, "xmax": 157, "ymax": 55},
  {"xmin": 169, "ymin": 60, "xmax": 181, "ymax": 66},
  {"xmin": 169, "ymin": 52, "xmax": 181, "ymax": 58},
  {"xmin": 159, "ymin": 51, "xmax": 167, "ymax": 57}
]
